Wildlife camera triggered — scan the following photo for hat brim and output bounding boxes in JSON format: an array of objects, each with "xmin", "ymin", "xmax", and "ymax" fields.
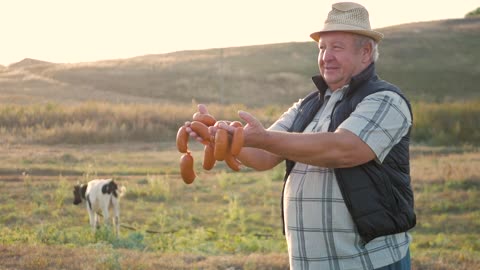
[{"xmin": 310, "ymin": 23, "xmax": 384, "ymax": 43}]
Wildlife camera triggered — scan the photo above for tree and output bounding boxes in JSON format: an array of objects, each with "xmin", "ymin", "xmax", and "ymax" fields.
[{"xmin": 465, "ymin": 7, "xmax": 480, "ymax": 18}]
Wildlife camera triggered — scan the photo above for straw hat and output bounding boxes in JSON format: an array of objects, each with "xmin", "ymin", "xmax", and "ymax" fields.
[{"xmin": 310, "ymin": 2, "xmax": 383, "ymax": 42}]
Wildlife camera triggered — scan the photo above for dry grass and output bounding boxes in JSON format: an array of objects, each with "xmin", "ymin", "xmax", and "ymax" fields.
[
  {"xmin": 0, "ymin": 244, "xmax": 289, "ymax": 270},
  {"xmin": 411, "ymin": 146, "xmax": 480, "ymax": 182}
]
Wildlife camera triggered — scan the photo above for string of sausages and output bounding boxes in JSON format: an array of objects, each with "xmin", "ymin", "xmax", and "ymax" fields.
[{"xmin": 176, "ymin": 112, "xmax": 244, "ymax": 184}]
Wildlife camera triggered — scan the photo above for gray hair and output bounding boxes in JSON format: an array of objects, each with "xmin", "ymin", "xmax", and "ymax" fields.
[{"xmin": 355, "ymin": 35, "xmax": 379, "ymax": 62}]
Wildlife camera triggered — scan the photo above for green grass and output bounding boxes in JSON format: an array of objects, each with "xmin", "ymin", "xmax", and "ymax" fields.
[
  {"xmin": 1, "ymin": 144, "xmax": 480, "ymax": 269},
  {"xmin": 0, "ymin": 164, "xmax": 288, "ymax": 255}
]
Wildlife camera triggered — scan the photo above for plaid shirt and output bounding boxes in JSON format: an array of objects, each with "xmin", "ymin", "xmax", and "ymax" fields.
[{"xmin": 270, "ymin": 87, "xmax": 412, "ymax": 270}]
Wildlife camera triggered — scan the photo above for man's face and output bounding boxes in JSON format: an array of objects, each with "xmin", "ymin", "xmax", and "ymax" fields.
[{"xmin": 317, "ymin": 32, "xmax": 369, "ymax": 91}]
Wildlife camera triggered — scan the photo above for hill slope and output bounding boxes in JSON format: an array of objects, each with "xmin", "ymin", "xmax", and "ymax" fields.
[{"xmin": 1, "ymin": 18, "xmax": 479, "ymax": 106}]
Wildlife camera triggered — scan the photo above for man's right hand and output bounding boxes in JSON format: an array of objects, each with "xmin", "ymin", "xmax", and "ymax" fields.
[{"xmin": 237, "ymin": 110, "xmax": 267, "ymax": 148}]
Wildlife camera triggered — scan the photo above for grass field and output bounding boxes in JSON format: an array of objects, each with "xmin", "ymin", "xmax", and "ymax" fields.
[
  {"xmin": 1, "ymin": 16, "xmax": 479, "ymax": 270},
  {"xmin": 0, "ymin": 143, "xmax": 479, "ymax": 269}
]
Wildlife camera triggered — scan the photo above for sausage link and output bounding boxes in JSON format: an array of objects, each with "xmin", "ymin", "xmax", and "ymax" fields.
[
  {"xmin": 190, "ymin": 121, "xmax": 211, "ymax": 142},
  {"xmin": 180, "ymin": 152, "xmax": 196, "ymax": 184},
  {"xmin": 202, "ymin": 143, "xmax": 216, "ymax": 170},
  {"xmin": 224, "ymin": 152, "xmax": 241, "ymax": 172},
  {"xmin": 214, "ymin": 129, "xmax": 228, "ymax": 161},
  {"xmin": 230, "ymin": 127, "xmax": 244, "ymax": 156},
  {"xmin": 229, "ymin": 121, "xmax": 243, "ymax": 128},
  {"xmin": 192, "ymin": 112, "xmax": 217, "ymax": 126},
  {"xmin": 176, "ymin": 126, "xmax": 189, "ymax": 153}
]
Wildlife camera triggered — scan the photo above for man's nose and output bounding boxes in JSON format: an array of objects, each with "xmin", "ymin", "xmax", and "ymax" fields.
[{"xmin": 322, "ymin": 50, "xmax": 335, "ymax": 62}]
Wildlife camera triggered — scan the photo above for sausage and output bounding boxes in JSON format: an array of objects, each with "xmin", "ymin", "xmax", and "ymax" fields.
[
  {"xmin": 176, "ymin": 126, "xmax": 189, "ymax": 153},
  {"xmin": 214, "ymin": 129, "xmax": 228, "ymax": 161},
  {"xmin": 202, "ymin": 143, "xmax": 216, "ymax": 170},
  {"xmin": 230, "ymin": 127, "xmax": 244, "ymax": 156},
  {"xmin": 180, "ymin": 152, "xmax": 196, "ymax": 184},
  {"xmin": 190, "ymin": 121, "xmax": 211, "ymax": 142},
  {"xmin": 224, "ymin": 152, "xmax": 241, "ymax": 172},
  {"xmin": 229, "ymin": 121, "xmax": 243, "ymax": 128},
  {"xmin": 192, "ymin": 112, "xmax": 217, "ymax": 126}
]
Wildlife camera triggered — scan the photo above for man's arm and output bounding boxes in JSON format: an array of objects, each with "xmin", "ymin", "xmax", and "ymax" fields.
[
  {"xmin": 259, "ymin": 128, "xmax": 375, "ymax": 168},
  {"xmin": 233, "ymin": 111, "xmax": 375, "ymax": 168},
  {"xmin": 236, "ymin": 147, "xmax": 285, "ymax": 171}
]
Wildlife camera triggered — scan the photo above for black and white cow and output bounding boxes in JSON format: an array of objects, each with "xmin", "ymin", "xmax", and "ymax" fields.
[{"xmin": 73, "ymin": 179, "xmax": 126, "ymax": 236}]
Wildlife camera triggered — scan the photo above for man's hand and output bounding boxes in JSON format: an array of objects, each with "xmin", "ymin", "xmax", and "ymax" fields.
[
  {"xmin": 197, "ymin": 104, "xmax": 208, "ymax": 114},
  {"xmin": 214, "ymin": 110, "xmax": 267, "ymax": 148},
  {"xmin": 237, "ymin": 110, "xmax": 267, "ymax": 148}
]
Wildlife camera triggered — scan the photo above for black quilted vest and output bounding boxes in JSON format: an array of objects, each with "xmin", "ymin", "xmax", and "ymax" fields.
[{"xmin": 282, "ymin": 63, "xmax": 416, "ymax": 244}]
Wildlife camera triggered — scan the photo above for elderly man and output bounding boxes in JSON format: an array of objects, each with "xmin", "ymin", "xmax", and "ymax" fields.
[{"xmin": 189, "ymin": 2, "xmax": 416, "ymax": 269}]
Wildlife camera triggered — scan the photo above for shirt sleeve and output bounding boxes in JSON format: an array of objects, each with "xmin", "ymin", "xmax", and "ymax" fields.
[
  {"xmin": 338, "ymin": 91, "xmax": 412, "ymax": 162},
  {"xmin": 268, "ymin": 99, "xmax": 302, "ymax": 132}
]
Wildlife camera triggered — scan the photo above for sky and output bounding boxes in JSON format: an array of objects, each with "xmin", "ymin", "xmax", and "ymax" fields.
[{"xmin": 0, "ymin": 0, "xmax": 478, "ymax": 66}]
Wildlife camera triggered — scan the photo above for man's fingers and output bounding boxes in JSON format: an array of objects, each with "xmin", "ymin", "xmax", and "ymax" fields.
[
  {"xmin": 217, "ymin": 122, "xmax": 235, "ymax": 133},
  {"xmin": 198, "ymin": 104, "xmax": 209, "ymax": 114},
  {"xmin": 238, "ymin": 111, "xmax": 257, "ymax": 126}
]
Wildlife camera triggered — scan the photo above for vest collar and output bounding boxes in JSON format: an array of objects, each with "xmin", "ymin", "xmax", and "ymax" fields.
[{"xmin": 311, "ymin": 62, "xmax": 377, "ymax": 97}]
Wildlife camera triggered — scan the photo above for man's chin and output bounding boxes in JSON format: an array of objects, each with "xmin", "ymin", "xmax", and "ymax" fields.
[{"xmin": 323, "ymin": 77, "xmax": 340, "ymax": 85}]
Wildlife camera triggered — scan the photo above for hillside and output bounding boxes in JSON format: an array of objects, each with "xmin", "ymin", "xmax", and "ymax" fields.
[{"xmin": 1, "ymin": 18, "xmax": 479, "ymax": 107}]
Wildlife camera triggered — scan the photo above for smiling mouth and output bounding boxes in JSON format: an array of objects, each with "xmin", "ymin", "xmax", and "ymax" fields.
[{"xmin": 324, "ymin": 68, "xmax": 339, "ymax": 74}]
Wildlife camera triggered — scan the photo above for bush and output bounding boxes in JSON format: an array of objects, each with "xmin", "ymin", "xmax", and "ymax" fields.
[
  {"xmin": 0, "ymin": 101, "xmax": 479, "ymax": 146},
  {"xmin": 412, "ymin": 101, "xmax": 480, "ymax": 145}
]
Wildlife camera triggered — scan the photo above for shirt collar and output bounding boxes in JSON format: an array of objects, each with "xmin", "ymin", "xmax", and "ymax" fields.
[{"xmin": 325, "ymin": 85, "xmax": 348, "ymax": 102}]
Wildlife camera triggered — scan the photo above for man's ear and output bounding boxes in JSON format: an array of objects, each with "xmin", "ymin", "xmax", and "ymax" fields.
[{"xmin": 361, "ymin": 42, "xmax": 373, "ymax": 63}]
